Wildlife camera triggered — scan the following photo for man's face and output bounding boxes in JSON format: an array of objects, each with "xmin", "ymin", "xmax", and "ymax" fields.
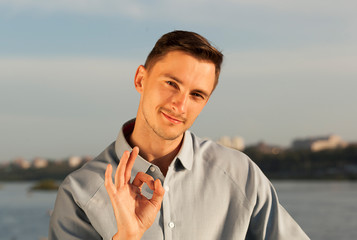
[{"xmin": 135, "ymin": 50, "xmax": 216, "ymax": 141}]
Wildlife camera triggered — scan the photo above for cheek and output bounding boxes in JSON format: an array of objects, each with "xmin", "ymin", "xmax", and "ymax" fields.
[
  {"xmin": 142, "ymin": 90, "xmax": 167, "ymax": 114},
  {"xmin": 143, "ymin": 87, "xmax": 159, "ymax": 104}
]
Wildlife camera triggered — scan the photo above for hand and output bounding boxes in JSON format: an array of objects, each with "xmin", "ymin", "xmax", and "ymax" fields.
[{"xmin": 105, "ymin": 147, "xmax": 165, "ymax": 240}]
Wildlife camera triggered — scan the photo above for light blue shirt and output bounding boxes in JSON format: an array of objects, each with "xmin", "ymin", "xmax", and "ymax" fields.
[{"xmin": 49, "ymin": 119, "xmax": 309, "ymax": 239}]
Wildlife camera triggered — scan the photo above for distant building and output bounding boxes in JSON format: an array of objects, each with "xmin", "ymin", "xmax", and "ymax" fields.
[
  {"xmin": 292, "ymin": 134, "xmax": 348, "ymax": 152},
  {"xmin": 248, "ymin": 141, "xmax": 283, "ymax": 155},
  {"xmin": 217, "ymin": 136, "xmax": 245, "ymax": 151},
  {"xmin": 68, "ymin": 156, "xmax": 83, "ymax": 168},
  {"xmin": 82, "ymin": 155, "xmax": 93, "ymax": 163},
  {"xmin": 0, "ymin": 161, "xmax": 10, "ymax": 169},
  {"xmin": 32, "ymin": 157, "xmax": 49, "ymax": 168},
  {"xmin": 12, "ymin": 157, "xmax": 31, "ymax": 169}
]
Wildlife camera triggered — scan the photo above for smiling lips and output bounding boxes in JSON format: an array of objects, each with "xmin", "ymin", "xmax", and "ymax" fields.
[{"xmin": 161, "ymin": 111, "xmax": 185, "ymax": 125}]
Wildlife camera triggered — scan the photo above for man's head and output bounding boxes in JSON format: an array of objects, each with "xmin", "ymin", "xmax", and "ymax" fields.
[
  {"xmin": 133, "ymin": 30, "xmax": 223, "ymax": 142},
  {"xmin": 144, "ymin": 30, "xmax": 223, "ymax": 90}
]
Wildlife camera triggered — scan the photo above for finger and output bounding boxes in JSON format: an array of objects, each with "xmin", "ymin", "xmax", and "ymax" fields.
[
  {"xmin": 150, "ymin": 179, "xmax": 165, "ymax": 209},
  {"xmin": 132, "ymin": 172, "xmax": 155, "ymax": 189},
  {"xmin": 105, "ymin": 164, "xmax": 123, "ymax": 220},
  {"xmin": 104, "ymin": 164, "xmax": 115, "ymax": 196},
  {"xmin": 115, "ymin": 151, "xmax": 130, "ymax": 188},
  {"xmin": 124, "ymin": 146, "xmax": 139, "ymax": 183}
]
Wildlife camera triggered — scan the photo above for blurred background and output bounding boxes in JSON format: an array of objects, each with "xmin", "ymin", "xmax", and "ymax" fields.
[{"xmin": 0, "ymin": 1, "xmax": 356, "ymax": 239}]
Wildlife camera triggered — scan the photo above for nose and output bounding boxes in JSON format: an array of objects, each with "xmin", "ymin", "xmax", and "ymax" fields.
[{"xmin": 171, "ymin": 92, "xmax": 188, "ymax": 114}]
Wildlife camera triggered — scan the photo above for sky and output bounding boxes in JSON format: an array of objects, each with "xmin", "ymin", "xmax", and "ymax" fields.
[{"xmin": 1, "ymin": 0, "xmax": 356, "ymax": 162}]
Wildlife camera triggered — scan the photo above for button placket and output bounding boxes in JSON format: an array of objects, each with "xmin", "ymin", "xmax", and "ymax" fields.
[
  {"xmin": 162, "ymin": 166, "xmax": 175, "ymax": 240},
  {"xmin": 168, "ymin": 221, "xmax": 175, "ymax": 228}
]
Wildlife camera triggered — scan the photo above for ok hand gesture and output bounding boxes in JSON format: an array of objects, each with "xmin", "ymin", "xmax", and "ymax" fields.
[{"xmin": 105, "ymin": 147, "xmax": 165, "ymax": 240}]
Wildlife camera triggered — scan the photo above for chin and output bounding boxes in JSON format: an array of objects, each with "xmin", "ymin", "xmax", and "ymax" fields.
[{"xmin": 155, "ymin": 127, "xmax": 186, "ymax": 141}]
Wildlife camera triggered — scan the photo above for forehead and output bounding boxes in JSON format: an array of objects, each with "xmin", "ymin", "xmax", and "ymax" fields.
[
  {"xmin": 150, "ymin": 51, "xmax": 215, "ymax": 73},
  {"xmin": 148, "ymin": 50, "xmax": 215, "ymax": 71},
  {"xmin": 152, "ymin": 51, "xmax": 215, "ymax": 78}
]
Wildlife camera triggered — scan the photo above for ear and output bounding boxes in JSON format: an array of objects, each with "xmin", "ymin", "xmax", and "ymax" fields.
[{"xmin": 134, "ymin": 65, "xmax": 146, "ymax": 93}]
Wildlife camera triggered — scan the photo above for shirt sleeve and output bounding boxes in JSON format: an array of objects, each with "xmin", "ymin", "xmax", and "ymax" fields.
[
  {"xmin": 48, "ymin": 182, "xmax": 102, "ymax": 240},
  {"xmin": 246, "ymin": 164, "xmax": 310, "ymax": 240}
]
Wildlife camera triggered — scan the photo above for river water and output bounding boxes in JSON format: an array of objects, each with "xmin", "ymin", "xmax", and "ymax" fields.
[{"xmin": 0, "ymin": 181, "xmax": 356, "ymax": 240}]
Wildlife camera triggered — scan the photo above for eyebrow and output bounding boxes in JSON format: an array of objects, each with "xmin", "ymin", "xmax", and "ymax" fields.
[{"xmin": 164, "ymin": 74, "xmax": 211, "ymax": 98}]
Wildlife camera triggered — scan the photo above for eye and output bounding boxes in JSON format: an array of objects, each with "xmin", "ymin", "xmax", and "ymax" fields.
[
  {"xmin": 166, "ymin": 81, "xmax": 178, "ymax": 89},
  {"xmin": 191, "ymin": 92, "xmax": 205, "ymax": 100}
]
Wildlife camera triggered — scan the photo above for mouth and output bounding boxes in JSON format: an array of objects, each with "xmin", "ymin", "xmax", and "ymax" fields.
[{"xmin": 161, "ymin": 111, "xmax": 184, "ymax": 125}]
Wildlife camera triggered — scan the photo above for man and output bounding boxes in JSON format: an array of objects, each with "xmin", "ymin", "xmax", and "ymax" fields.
[{"xmin": 49, "ymin": 30, "xmax": 309, "ymax": 240}]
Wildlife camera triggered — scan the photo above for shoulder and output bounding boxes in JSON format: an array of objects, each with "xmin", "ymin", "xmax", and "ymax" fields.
[
  {"xmin": 59, "ymin": 142, "xmax": 118, "ymax": 208},
  {"xmin": 191, "ymin": 133, "xmax": 252, "ymax": 173},
  {"xmin": 190, "ymin": 133, "xmax": 269, "ymax": 199}
]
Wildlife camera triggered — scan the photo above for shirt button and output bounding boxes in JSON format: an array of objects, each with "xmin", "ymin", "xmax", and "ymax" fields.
[
  {"xmin": 164, "ymin": 185, "xmax": 170, "ymax": 192},
  {"xmin": 168, "ymin": 222, "xmax": 175, "ymax": 228},
  {"xmin": 149, "ymin": 166, "xmax": 156, "ymax": 172}
]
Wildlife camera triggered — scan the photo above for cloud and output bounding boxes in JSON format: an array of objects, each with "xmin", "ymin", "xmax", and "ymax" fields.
[
  {"xmin": 1, "ymin": 0, "xmax": 356, "ymax": 20},
  {"xmin": 228, "ymin": 0, "xmax": 357, "ymax": 16},
  {"xmin": 0, "ymin": 57, "xmax": 137, "ymax": 87},
  {"xmin": 0, "ymin": 0, "xmax": 148, "ymax": 18},
  {"xmin": 224, "ymin": 43, "xmax": 357, "ymax": 79},
  {"xmin": 0, "ymin": 57, "xmax": 140, "ymax": 118}
]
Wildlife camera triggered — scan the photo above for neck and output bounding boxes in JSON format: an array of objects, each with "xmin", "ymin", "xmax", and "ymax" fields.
[{"xmin": 128, "ymin": 119, "xmax": 184, "ymax": 176}]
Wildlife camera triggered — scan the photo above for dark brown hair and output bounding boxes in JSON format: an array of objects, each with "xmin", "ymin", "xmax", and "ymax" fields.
[{"xmin": 144, "ymin": 30, "xmax": 223, "ymax": 89}]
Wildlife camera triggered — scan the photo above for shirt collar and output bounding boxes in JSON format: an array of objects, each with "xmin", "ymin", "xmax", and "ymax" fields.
[
  {"xmin": 114, "ymin": 119, "xmax": 194, "ymax": 174},
  {"xmin": 175, "ymin": 130, "xmax": 194, "ymax": 171},
  {"xmin": 114, "ymin": 119, "xmax": 152, "ymax": 180}
]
